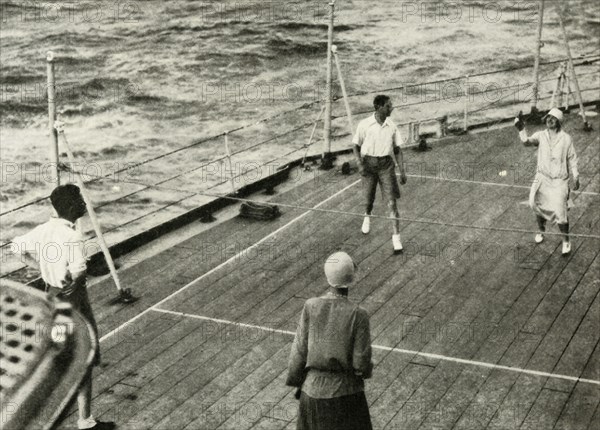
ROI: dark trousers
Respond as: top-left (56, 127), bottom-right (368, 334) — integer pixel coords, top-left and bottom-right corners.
top-left (47, 283), bottom-right (100, 366)
top-left (297, 391), bottom-right (373, 430)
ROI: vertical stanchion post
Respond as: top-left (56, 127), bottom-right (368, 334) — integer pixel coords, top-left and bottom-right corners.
top-left (412, 123), bottom-right (420, 143)
top-left (463, 74), bottom-right (469, 132)
top-left (302, 105), bottom-right (326, 169)
top-left (224, 132), bottom-right (236, 193)
top-left (530, 0), bottom-right (545, 119)
top-left (564, 64), bottom-right (571, 111)
top-left (550, 63), bottom-right (565, 108)
top-left (331, 45), bottom-right (354, 135)
top-left (46, 51), bottom-right (60, 186)
top-left (558, 64), bottom-right (566, 108)
top-left (556, 7), bottom-right (591, 130)
top-left (321, 0), bottom-right (335, 169)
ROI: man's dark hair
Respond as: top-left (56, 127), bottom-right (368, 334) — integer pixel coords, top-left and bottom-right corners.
top-left (50, 184), bottom-right (82, 217)
top-left (373, 95), bottom-right (390, 110)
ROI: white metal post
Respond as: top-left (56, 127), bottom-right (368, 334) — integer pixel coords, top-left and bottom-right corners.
top-left (224, 132), bottom-right (236, 193)
top-left (530, 0), bottom-right (545, 114)
top-left (322, 1), bottom-right (335, 168)
top-left (463, 75), bottom-right (469, 132)
top-left (550, 63), bottom-right (565, 108)
top-left (47, 51), bottom-right (60, 186)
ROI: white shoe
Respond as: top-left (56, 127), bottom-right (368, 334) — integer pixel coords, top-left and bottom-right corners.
top-left (562, 241), bottom-right (571, 255)
top-left (362, 216), bottom-right (370, 234)
top-left (392, 234), bottom-right (403, 254)
top-left (534, 233), bottom-right (544, 244)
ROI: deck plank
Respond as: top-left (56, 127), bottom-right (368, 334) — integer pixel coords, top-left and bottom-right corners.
top-left (50, 117), bottom-right (599, 430)
top-left (449, 216), bottom-right (600, 426)
top-left (215, 371), bottom-right (294, 430)
top-left (553, 340), bottom-right (600, 430)
top-left (151, 340), bottom-right (288, 429)
top-left (182, 348), bottom-right (290, 430)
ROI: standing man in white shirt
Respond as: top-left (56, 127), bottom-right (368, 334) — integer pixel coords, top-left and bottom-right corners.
top-left (352, 95), bottom-right (407, 254)
top-left (514, 108), bottom-right (580, 255)
top-left (11, 184), bottom-right (115, 430)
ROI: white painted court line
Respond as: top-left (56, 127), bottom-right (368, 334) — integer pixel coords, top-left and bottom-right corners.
top-left (99, 179), bottom-right (360, 343)
top-left (153, 307), bottom-right (297, 338)
top-left (152, 307), bottom-right (600, 386)
top-left (406, 174), bottom-right (600, 196)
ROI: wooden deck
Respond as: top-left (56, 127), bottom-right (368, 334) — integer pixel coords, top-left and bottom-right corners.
top-left (55, 116), bottom-right (599, 430)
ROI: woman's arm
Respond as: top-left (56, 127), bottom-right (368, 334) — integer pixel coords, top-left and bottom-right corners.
top-left (353, 309), bottom-right (373, 379)
top-left (286, 304), bottom-right (309, 387)
top-left (514, 114), bottom-right (539, 147)
top-left (567, 138), bottom-right (580, 190)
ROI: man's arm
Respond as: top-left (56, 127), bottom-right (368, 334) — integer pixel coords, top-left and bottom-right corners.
top-left (353, 144), bottom-right (364, 175)
top-left (352, 123), bottom-right (365, 175)
top-left (62, 237), bottom-right (88, 295)
top-left (19, 250), bottom-right (40, 271)
top-left (393, 145), bottom-right (406, 184)
top-left (10, 234), bottom-right (40, 271)
top-left (393, 128), bottom-right (407, 184)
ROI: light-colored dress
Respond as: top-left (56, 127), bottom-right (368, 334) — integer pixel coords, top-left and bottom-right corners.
top-left (524, 129), bottom-right (579, 224)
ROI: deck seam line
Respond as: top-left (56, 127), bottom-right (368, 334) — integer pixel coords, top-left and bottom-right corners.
top-left (150, 307), bottom-right (600, 386)
top-left (98, 179), bottom-right (361, 344)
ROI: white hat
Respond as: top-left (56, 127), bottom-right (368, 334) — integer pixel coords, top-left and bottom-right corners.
top-left (543, 107), bottom-right (564, 123)
top-left (324, 252), bottom-right (355, 287)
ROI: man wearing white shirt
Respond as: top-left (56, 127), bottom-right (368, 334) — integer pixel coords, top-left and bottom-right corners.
top-left (11, 184), bottom-right (114, 430)
top-left (514, 108), bottom-right (580, 255)
top-left (352, 95), bottom-right (407, 253)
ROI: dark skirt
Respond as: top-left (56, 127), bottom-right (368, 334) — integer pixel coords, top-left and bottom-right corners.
top-left (297, 391), bottom-right (372, 430)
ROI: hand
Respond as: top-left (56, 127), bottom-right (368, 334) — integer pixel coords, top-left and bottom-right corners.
top-left (60, 272), bottom-right (77, 296)
top-left (514, 111), bottom-right (525, 131)
top-left (358, 162), bottom-right (365, 176)
top-left (57, 161), bottom-right (72, 173)
top-left (573, 177), bottom-right (580, 191)
top-left (399, 171), bottom-right (407, 185)
top-left (54, 120), bottom-right (65, 133)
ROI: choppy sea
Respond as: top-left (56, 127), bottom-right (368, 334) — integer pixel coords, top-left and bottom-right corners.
top-left (1, 0), bottom-right (599, 246)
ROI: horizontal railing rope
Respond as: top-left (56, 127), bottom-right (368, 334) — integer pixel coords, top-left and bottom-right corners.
top-left (2, 54), bottom-right (599, 220)
top-left (331, 68), bottom-right (599, 124)
top-left (34, 172), bottom-right (600, 240)
top-left (339, 53), bottom-right (600, 100)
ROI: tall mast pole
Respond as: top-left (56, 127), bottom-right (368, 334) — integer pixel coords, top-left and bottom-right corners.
top-left (321, 1), bottom-right (335, 169)
top-left (530, 0), bottom-right (544, 120)
top-left (47, 51), bottom-right (60, 186)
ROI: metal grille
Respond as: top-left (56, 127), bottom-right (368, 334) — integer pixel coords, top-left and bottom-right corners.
top-left (1, 287), bottom-right (54, 394)
top-left (0, 280), bottom-right (73, 429)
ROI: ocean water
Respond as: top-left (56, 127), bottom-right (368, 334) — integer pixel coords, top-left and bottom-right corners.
top-left (1, 0), bottom-right (599, 245)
